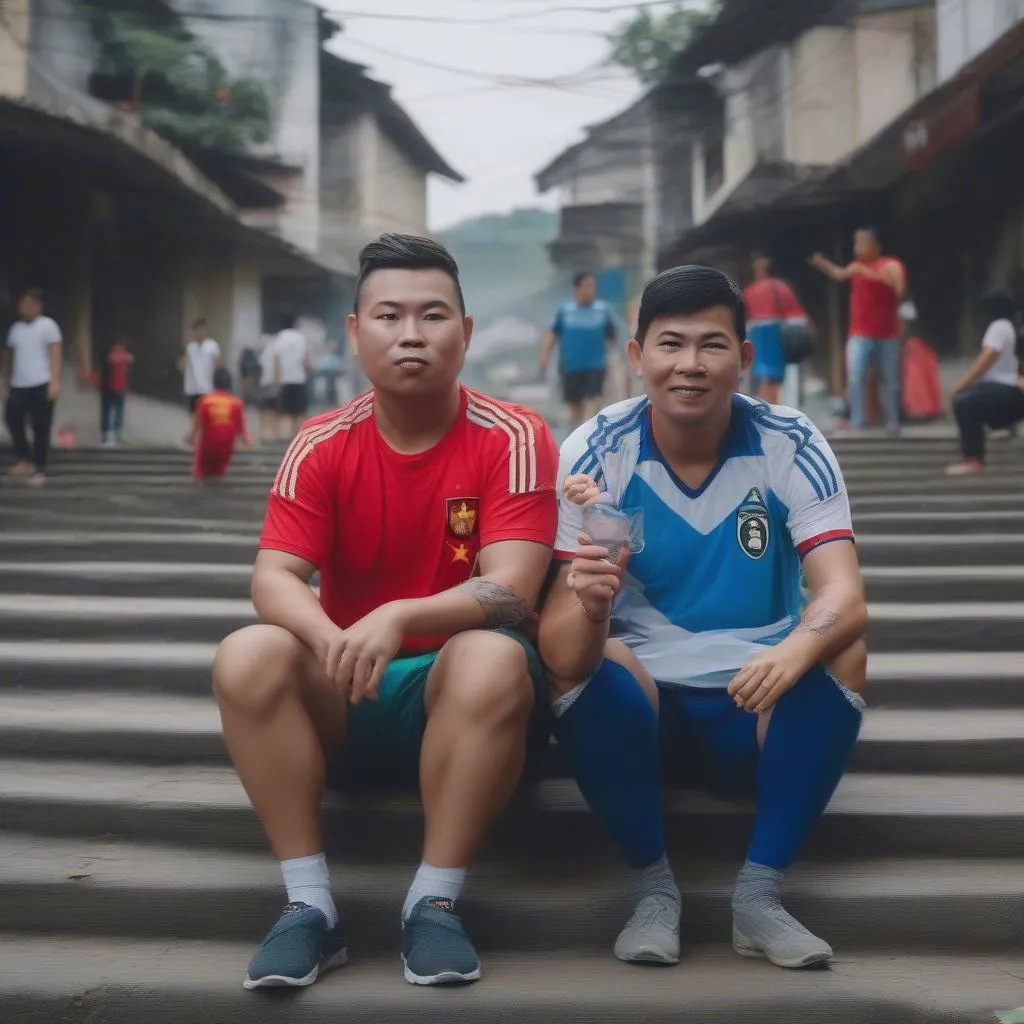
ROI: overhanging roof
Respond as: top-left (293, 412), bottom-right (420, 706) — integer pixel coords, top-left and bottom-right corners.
top-left (0, 95), bottom-right (349, 278)
top-left (321, 52), bottom-right (464, 183)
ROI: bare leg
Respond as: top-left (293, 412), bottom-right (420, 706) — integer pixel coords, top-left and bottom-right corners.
top-left (418, 631), bottom-right (534, 868)
top-left (213, 624), bottom-right (347, 859)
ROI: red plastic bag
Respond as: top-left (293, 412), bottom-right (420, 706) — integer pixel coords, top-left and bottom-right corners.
top-left (902, 336), bottom-right (944, 421)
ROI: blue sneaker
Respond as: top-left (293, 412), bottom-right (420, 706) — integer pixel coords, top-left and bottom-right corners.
top-left (401, 896), bottom-right (481, 985)
top-left (243, 902), bottom-right (347, 990)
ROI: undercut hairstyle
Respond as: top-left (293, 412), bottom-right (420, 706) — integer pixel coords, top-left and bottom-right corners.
top-left (573, 270), bottom-right (596, 289)
top-left (353, 233), bottom-right (465, 314)
top-left (636, 264), bottom-right (746, 345)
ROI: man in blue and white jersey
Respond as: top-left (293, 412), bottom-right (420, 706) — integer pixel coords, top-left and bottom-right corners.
top-left (537, 264), bottom-right (867, 971)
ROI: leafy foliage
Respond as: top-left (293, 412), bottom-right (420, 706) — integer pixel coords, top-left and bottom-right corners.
top-left (89, 8), bottom-right (271, 152)
top-left (606, 1), bottom-right (718, 85)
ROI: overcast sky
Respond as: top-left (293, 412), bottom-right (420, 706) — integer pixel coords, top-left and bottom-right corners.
top-left (323, 0), bottom-right (649, 229)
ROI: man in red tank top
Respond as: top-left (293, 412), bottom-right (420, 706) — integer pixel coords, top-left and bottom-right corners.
top-left (811, 227), bottom-right (906, 433)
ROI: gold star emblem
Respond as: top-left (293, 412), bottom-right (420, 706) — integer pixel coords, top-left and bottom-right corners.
top-left (448, 542), bottom-right (471, 565)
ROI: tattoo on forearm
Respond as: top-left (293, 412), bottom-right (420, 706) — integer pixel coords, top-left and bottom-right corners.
top-left (459, 579), bottom-right (529, 629)
top-left (796, 608), bottom-right (840, 637)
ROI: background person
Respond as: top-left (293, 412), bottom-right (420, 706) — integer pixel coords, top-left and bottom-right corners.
top-left (2, 287), bottom-right (62, 487)
top-left (539, 270), bottom-right (618, 428)
top-left (810, 228), bottom-right (906, 435)
top-left (945, 289), bottom-right (1024, 476)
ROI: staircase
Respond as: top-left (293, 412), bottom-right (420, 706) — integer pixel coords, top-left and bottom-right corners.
top-left (2, 437), bottom-right (1024, 1023)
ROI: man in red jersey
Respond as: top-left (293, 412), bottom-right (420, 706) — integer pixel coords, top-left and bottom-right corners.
top-left (188, 368), bottom-right (251, 480)
top-left (213, 234), bottom-right (558, 991)
top-left (811, 227), bottom-right (907, 435)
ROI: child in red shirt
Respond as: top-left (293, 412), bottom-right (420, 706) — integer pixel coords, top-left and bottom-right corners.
top-left (102, 338), bottom-right (135, 446)
top-left (188, 367), bottom-right (252, 480)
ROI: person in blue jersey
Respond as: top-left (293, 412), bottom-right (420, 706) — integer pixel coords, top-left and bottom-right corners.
top-left (539, 271), bottom-right (618, 428)
top-left (537, 264), bottom-right (868, 971)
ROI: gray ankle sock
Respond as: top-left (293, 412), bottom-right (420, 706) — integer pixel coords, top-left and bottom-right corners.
top-left (732, 860), bottom-right (831, 963)
top-left (632, 853), bottom-right (680, 905)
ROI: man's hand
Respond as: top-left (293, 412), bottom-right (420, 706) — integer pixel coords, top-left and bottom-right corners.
top-left (320, 603), bottom-right (408, 705)
top-left (47, 380), bottom-right (60, 402)
top-left (566, 532), bottom-right (628, 623)
top-left (727, 644), bottom-right (812, 714)
top-left (564, 473), bottom-right (602, 508)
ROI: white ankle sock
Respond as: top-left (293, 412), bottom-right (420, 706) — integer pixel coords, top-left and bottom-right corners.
top-left (402, 862), bottom-right (467, 922)
top-left (281, 853), bottom-right (337, 928)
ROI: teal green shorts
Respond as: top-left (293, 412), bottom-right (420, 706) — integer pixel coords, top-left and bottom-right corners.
top-left (329, 628), bottom-right (550, 789)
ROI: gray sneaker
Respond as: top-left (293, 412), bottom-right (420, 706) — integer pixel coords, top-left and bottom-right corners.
top-left (614, 894), bottom-right (681, 964)
top-left (732, 904), bottom-right (833, 969)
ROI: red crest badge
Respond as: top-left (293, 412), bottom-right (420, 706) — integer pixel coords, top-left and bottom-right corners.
top-left (446, 497), bottom-right (479, 538)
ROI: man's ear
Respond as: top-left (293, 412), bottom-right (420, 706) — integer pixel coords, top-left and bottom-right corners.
top-left (740, 338), bottom-right (754, 373)
top-left (626, 337), bottom-right (643, 376)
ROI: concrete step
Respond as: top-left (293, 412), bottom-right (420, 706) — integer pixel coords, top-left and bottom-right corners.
top-left (1, 938), bottom-right (1022, 1024)
top-left (1, 832), bottom-right (1021, 954)
top-left (3, 643), bottom-right (1019, 707)
top-left (861, 566), bottom-right (1024, 603)
top-left (2, 691), bottom-right (1023, 775)
top-left (2, 759), bottom-right (1023, 860)
top-left (2, 595), bottom-right (1019, 651)
top-left (853, 509), bottom-right (1024, 534)
top-left (0, 562), bottom-right (252, 598)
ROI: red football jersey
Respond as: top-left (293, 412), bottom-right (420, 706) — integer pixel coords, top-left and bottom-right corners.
top-left (259, 386), bottom-right (558, 655)
top-left (197, 391), bottom-right (246, 448)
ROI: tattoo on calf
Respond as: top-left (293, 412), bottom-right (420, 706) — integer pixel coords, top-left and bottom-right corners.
top-left (459, 579), bottom-right (529, 629)
top-left (796, 609), bottom-right (840, 637)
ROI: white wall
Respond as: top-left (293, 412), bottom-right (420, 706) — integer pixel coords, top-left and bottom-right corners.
top-left (366, 128), bottom-right (428, 236)
top-left (25, 0), bottom-right (101, 105)
top-left (938, 0), bottom-right (1024, 80)
top-left (0, 0), bottom-right (30, 99)
top-left (787, 26), bottom-right (858, 167)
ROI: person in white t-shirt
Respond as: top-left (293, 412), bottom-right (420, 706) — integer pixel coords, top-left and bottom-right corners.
top-left (255, 333), bottom-right (280, 444)
top-left (272, 313), bottom-right (311, 438)
top-left (946, 289), bottom-right (1024, 476)
top-left (180, 318), bottom-right (221, 412)
top-left (2, 287), bottom-right (62, 487)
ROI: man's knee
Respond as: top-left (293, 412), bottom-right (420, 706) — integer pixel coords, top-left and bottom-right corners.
top-left (428, 631), bottom-right (534, 725)
top-left (213, 624), bottom-right (307, 714)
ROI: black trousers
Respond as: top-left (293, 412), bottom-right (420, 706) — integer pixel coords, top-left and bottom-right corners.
top-left (5, 383), bottom-right (55, 471)
top-left (953, 381), bottom-right (1024, 461)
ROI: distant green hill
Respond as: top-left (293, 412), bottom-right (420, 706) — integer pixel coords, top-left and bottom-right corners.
top-left (438, 207), bottom-right (558, 326)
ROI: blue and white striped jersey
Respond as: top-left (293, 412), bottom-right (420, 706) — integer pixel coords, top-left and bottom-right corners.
top-left (555, 394), bottom-right (854, 688)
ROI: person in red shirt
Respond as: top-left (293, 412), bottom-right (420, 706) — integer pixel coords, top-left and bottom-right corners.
top-left (188, 367), bottom-right (251, 480)
top-left (811, 228), bottom-right (907, 434)
top-left (742, 253), bottom-right (810, 404)
top-left (101, 336), bottom-right (135, 446)
top-left (212, 234), bottom-right (558, 991)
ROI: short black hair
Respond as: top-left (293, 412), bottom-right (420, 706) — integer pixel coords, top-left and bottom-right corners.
top-left (353, 233), bottom-right (465, 314)
top-left (20, 287), bottom-right (44, 304)
top-left (276, 309), bottom-right (296, 332)
top-left (983, 288), bottom-right (1017, 323)
top-left (213, 367), bottom-right (232, 392)
top-left (573, 270), bottom-right (596, 289)
top-left (636, 265), bottom-right (746, 345)
top-left (191, 317), bottom-right (208, 330)
top-left (856, 226), bottom-right (882, 245)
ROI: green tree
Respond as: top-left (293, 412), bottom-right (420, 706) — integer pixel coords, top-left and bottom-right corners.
top-left (606, 1), bottom-right (717, 85)
top-left (89, 8), bottom-right (271, 153)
